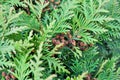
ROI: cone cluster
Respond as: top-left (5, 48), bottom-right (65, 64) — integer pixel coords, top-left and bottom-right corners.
top-left (52, 32), bottom-right (94, 51)
top-left (85, 74), bottom-right (97, 80)
top-left (1, 69), bottom-right (16, 80)
top-left (43, 0), bottom-right (61, 12)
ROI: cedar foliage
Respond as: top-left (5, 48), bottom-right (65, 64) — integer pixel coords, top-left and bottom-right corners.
top-left (0, 0), bottom-right (120, 80)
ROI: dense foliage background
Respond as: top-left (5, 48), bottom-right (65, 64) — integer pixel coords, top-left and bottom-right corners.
top-left (0, 0), bottom-right (120, 80)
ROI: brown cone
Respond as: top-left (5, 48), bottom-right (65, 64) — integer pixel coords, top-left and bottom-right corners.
top-left (2, 72), bottom-right (6, 77)
top-left (10, 74), bottom-right (16, 80)
top-left (5, 75), bottom-right (10, 80)
top-left (50, 0), bottom-right (54, 2)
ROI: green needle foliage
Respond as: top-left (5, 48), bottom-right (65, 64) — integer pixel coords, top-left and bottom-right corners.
top-left (0, 0), bottom-right (120, 80)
